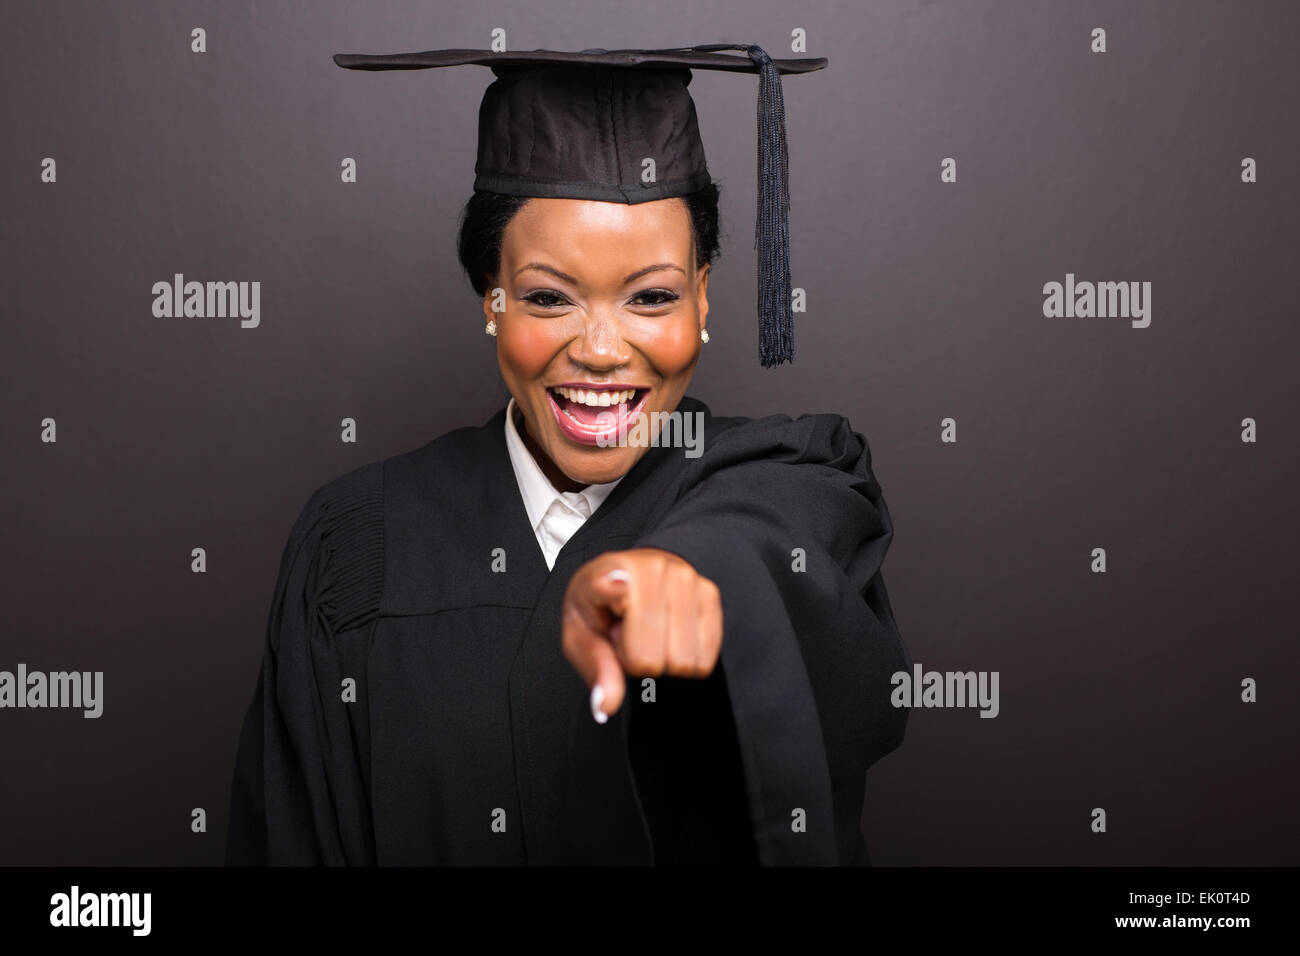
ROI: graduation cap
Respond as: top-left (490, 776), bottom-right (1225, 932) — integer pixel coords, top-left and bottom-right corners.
top-left (332, 43), bottom-right (828, 367)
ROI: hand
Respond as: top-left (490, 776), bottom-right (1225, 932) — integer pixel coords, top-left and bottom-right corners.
top-left (562, 548), bottom-right (723, 723)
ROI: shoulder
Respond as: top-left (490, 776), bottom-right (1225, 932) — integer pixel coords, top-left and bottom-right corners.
top-left (381, 411), bottom-right (505, 491)
top-left (287, 458), bottom-right (385, 557)
top-left (274, 459), bottom-right (386, 635)
top-left (292, 408), bottom-right (505, 534)
top-left (276, 411), bottom-right (507, 629)
top-left (679, 395), bottom-right (870, 472)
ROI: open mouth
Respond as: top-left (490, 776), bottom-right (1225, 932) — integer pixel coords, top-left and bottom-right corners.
top-left (546, 385), bottom-right (650, 446)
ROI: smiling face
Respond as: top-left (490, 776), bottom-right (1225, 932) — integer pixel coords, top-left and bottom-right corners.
top-left (485, 197), bottom-right (709, 490)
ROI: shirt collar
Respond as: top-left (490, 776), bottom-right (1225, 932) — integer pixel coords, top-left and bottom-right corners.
top-left (503, 397), bottom-right (623, 532)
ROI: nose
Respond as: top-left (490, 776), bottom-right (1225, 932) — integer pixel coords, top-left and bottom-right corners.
top-left (567, 310), bottom-right (631, 371)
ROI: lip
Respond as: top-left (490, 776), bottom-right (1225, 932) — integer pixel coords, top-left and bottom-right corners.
top-left (546, 386), bottom-right (651, 446)
top-left (550, 382), bottom-right (650, 391)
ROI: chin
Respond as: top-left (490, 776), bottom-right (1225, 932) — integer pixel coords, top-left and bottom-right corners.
top-left (556, 446), bottom-right (640, 486)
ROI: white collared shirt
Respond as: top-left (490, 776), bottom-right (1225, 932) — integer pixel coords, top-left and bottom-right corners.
top-left (503, 397), bottom-right (623, 570)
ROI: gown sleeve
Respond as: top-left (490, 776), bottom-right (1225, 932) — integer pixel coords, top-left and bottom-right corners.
top-left (631, 411), bottom-right (911, 865)
top-left (225, 465), bottom-right (385, 865)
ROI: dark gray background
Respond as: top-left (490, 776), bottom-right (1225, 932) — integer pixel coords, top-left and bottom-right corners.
top-left (2, 0), bottom-right (1296, 865)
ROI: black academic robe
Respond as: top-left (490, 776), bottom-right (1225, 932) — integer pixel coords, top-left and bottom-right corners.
top-left (225, 395), bottom-right (910, 866)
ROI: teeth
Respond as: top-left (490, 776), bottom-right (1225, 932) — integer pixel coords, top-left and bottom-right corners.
top-left (553, 386), bottom-right (637, 407)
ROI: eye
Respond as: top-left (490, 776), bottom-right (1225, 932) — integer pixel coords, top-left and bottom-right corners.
top-left (521, 290), bottom-right (570, 309)
top-left (630, 288), bottom-right (681, 308)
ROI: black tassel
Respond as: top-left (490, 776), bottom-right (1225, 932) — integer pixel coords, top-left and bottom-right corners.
top-left (746, 44), bottom-right (794, 367)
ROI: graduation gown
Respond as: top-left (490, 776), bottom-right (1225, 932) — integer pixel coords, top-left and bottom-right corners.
top-left (225, 395), bottom-right (910, 865)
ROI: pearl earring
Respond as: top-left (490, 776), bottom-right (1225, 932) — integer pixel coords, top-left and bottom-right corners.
top-left (485, 319), bottom-right (497, 336)
top-left (700, 327), bottom-right (710, 343)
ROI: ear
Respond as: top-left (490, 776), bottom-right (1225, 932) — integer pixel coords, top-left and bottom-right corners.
top-left (695, 262), bottom-right (710, 332)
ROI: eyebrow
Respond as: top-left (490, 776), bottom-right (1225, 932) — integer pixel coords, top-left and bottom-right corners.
top-left (513, 262), bottom-right (685, 286)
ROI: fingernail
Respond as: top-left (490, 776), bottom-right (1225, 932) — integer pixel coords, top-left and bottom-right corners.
top-left (605, 569), bottom-right (631, 584)
top-left (590, 684), bottom-right (608, 724)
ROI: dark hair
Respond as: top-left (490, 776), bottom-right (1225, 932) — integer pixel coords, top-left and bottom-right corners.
top-left (456, 183), bottom-right (722, 297)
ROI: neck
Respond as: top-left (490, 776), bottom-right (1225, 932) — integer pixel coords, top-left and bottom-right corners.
top-left (514, 403), bottom-right (588, 494)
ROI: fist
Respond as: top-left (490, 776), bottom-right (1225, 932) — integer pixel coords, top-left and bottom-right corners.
top-left (561, 548), bottom-right (723, 722)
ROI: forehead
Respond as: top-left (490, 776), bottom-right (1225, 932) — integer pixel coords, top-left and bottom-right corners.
top-left (502, 197), bottom-right (691, 263)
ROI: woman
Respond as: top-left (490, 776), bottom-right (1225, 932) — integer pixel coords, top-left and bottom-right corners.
top-left (226, 43), bottom-right (910, 866)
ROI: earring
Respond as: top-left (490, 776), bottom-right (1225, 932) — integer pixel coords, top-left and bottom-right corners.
top-left (700, 327), bottom-right (710, 343)
top-left (485, 319), bottom-right (497, 337)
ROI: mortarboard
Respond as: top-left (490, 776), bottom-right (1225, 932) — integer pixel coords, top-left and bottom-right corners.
top-left (332, 43), bottom-right (828, 367)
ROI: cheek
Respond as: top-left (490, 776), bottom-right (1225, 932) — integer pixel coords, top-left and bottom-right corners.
top-left (499, 319), bottom-right (565, 380)
top-left (638, 319), bottom-right (700, 375)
